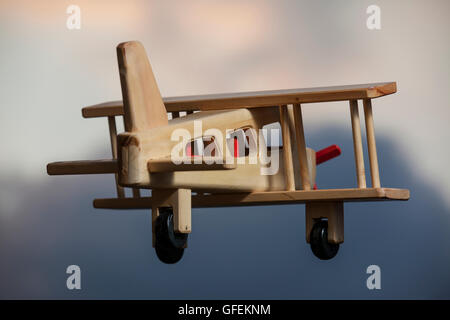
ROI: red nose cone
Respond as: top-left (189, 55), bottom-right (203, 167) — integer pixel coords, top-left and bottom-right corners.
top-left (316, 144), bottom-right (341, 165)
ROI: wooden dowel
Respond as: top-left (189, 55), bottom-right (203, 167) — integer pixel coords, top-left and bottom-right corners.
top-left (279, 105), bottom-right (295, 191)
top-left (293, 104), bottom-right (311, 190)
top-left (349, 100), bottom-right (367, 188)
top-left (108, 116), bottom-right (125, 198)
top-left (121, 115), bottom-right (137, 197)
top-left (363, 99), bottom-right (381, 188)
top-left (286, 105), bottom-right (301, 189)
top-left (132, 188), bottom-right (141, 198)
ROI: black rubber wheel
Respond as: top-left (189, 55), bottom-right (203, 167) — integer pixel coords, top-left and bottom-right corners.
top-left (154, 207), bottom-right (188, 264)
top-left (310, 220), bottom-right (339, 260)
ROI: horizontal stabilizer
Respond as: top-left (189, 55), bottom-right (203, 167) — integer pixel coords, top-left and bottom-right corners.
top-left (47, 159), bottom-right (117, 175)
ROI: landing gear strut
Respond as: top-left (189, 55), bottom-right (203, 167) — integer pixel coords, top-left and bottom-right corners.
top-left (154, 207), bottom-right (188, 264)
top-left (306, 201), bottom-right (344, 260)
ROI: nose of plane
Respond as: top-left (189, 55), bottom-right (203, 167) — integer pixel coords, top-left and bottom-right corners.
top-left (316, 144), bottom-right (342, 165)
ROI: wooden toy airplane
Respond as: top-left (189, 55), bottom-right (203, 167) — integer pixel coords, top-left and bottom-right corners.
top-left (47, 41), bottom-right (409, 263)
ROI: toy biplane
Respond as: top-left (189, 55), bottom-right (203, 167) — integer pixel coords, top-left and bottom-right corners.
top-left (47, 41), bottom-right (409, 263)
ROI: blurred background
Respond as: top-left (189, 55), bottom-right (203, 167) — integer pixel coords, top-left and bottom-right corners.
top-left (0, 0), bottom-right (449, 299)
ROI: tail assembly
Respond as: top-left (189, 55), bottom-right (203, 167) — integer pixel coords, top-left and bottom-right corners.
top-left (117, 41), bottom-right (168, 132)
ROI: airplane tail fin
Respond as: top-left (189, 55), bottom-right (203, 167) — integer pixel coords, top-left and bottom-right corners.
top-left (117, 41), bottom-right (168, 132)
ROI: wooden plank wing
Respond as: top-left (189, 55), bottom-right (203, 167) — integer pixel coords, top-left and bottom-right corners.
top-left (46, 157), bottom-right (235, 175)
top-left (93, 187), bottom-right (409, 209)
top-left (82, 82), bottom-right (397, 118)
top-left (148, 157), bottom-right (236, 172)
